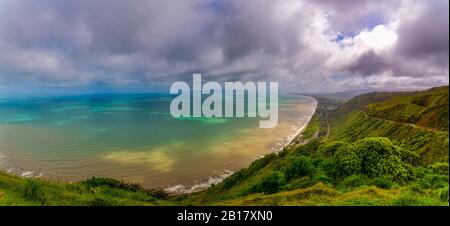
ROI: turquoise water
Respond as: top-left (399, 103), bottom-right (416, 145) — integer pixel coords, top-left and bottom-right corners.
top-left (0, 94), bottom-right (316, 190)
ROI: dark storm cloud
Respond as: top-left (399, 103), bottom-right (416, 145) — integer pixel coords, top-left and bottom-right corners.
top-left (347, 50), bottom-right (389, 76)
top-left (213, 1), bottom-right (304, 62)
top-left (0, 0), bottom-right (448, 93)
top-left (395, 0), bottom-right (449, 68)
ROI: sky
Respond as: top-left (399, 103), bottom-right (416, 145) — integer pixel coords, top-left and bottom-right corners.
top-left (0, 0), bottom-right (448, 95)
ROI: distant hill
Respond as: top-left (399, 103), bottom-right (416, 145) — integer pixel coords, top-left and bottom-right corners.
top-left (329, 86), bottom-right (449, 164)
top-left (334, 86), bottom-right (448, 129)
top-left (298, 88), bottom-right (412, 100)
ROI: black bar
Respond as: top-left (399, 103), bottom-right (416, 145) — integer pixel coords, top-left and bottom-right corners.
top-left (0, 206), bottom-right (448, 225)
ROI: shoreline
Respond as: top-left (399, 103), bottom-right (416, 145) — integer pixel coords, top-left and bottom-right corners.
top-left (283, 96), bottom-right (318, 149)
top-left (0, 96), bottom-right (319, 195)
top-left (165, 96), bottom-right (318, 194)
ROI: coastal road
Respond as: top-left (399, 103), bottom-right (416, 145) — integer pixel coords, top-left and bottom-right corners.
top-left (361, 111), bottom-right (446, 134)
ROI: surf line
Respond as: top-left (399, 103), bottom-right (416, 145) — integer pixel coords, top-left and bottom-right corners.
top-left (169, 74), bottom-right (279, 128)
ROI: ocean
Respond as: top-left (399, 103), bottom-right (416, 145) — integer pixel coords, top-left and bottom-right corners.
top-left (0, 93), bottom-right (316, 192)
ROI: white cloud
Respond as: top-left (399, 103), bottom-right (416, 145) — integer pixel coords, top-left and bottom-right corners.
top-left (354, 24), bottom-right (398, 52)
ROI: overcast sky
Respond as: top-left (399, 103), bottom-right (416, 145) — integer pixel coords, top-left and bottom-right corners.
top-left (0, 0), bottom-right (448, 94)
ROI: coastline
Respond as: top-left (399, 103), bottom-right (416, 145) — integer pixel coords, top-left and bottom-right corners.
top-left (165, 96), bottom-right (318, 194)
top-left (0, 96), bottom-right (319, 195)
top-left (283, 96), bottom-right (318, 149)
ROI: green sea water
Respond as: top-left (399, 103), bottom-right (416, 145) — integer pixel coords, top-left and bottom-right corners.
top-left (0, 94), bottom-right (316, 191)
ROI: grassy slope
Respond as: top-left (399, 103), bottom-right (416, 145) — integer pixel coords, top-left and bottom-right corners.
top-left (182, 86), bottom-right (449, 206)
top-left (0, 172), bottom-right (173, 206)
top-left (0, 86), bottom-right (448, 206)
top-left (181, 140), bottom-right (448, 206)
top-left (329, 86), bottom-right (449, 164)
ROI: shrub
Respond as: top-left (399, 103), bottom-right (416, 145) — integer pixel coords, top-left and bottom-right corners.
top-left (84, 177), bottom-right (121, 188)
top-left (143, 188), bottom-right (169, 199)
top-left (354, 137), bottom-right (413, 182)
top-left (295, 140), bottom-right (320, 156)
top-left (221, 170), bottom-right (246, 190)
top-left (334, 144), bottom-right (361, 177)
top-left (318, 141), bottom-right (347, 157)
top-left (372, 176), bottom-right (394, 189)
top-left (396, 146), bottom-right (419, 164)
top-left (428, 162), bottom-right (449, 175)
top-left (316, 158), bottom-right (338, 179)
top-left (251, 172), bottom-right (286, 194)
top-left (312, 173), bottom-right (333, 185)
top-left (84, 177), bottom-right (144, 191)
top-left (285, 176), bottom-right (314, 190)
top-left (284, 156), bottom-right (314, 181)
top-left (416, 173), bottom-right (448, 189)
top-left (339, 175), bottom-right (366, 189)
top-left (248, 153), bottom-right (277, 174)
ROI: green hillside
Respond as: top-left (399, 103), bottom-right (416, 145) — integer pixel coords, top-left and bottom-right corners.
top-left (182, 86), bottom-right (449, 205)
top-left (0, 172), bottom-right (174, 206)
top-left (1, 86), bottom-right (448, 206)
top-left (329, 86), bottom-right (449, 164)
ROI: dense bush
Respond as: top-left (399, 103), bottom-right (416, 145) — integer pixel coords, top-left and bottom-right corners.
top-left (294, 140), bottom-right (320, 156)
top-left (84, 177), bottom-right (143, 191)
top-left (428, 162), bottom-right (449, 175)
top-left (317, 141), bottom-right (347, 157)
top-left (339, 174), bottom-right (367, 189)
top-left (334, 144), bottom-right (362, 177)
top-left (221, 170), bottom-right (246, 190)
top-left (144, 188), bottom-right (169, 199)
top-left (283, 156), bottom-right (315, 181)
top-left (275, 137), bottom-right (418, 192)
top-left (415, 173), bottom-right (448, 190)
top-left (372, 176), bottom-right (394, 189)
top-left (355, 138), bottom-right (414, 182)
top-left (311, 172), bottom-right (333, 185)
top-left (315, 137), bottom-right (415, 184)
top-left (316, 157), bottom-right (338, 179)
top-left (84, 177), bottom-right (122, 188)
top-left (251, 172), bottom-right (286, 194)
